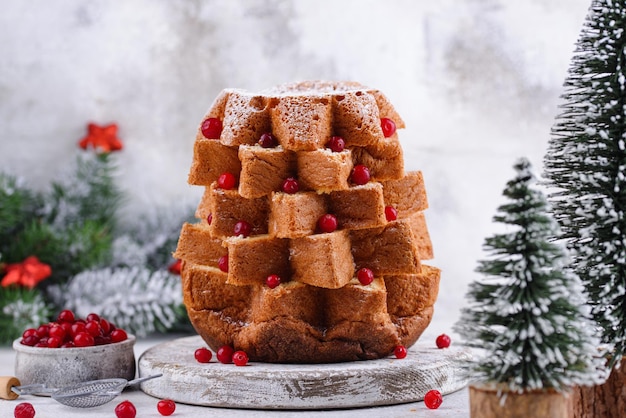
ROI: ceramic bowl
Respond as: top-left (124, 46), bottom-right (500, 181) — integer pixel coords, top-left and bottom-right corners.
top-left (13, 334), bottom-right (136, 388)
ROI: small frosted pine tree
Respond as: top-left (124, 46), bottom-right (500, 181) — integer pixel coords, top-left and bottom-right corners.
top-left (544, 0), bottom-right (626, 369)
top-left (455, 158), bottom-right (605, 393)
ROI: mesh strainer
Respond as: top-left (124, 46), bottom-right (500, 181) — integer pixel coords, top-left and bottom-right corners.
top-left (10, 374), bottom-right (161, 408)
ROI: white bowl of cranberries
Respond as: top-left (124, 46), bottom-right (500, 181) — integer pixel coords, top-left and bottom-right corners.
top-left (13, 309), bottom-right (136, 388)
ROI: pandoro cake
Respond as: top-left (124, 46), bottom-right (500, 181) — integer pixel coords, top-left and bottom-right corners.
top-left (174, 80), bottom-right (439, 363)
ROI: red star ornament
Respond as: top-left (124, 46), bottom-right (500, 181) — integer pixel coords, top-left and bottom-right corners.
top-left (78, 123), bottom-right (123, 152)
top-left (1, 256), bottom-right (52, 289)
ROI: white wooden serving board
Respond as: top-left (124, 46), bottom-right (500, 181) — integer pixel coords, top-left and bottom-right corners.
top-left (138, 335), bottom-right (470, 410)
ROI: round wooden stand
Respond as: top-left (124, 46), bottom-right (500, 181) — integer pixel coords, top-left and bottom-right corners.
top-left (138, 335), bottom-right (470, 409)
top-left (469, 383), bottom-right (573, 418)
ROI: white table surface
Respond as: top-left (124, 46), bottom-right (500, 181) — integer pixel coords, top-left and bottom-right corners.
top-left (0, 334), bottom-right (470, 417)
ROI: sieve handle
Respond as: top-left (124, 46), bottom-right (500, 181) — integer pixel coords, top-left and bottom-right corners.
top-left (126, 373), bottom-right (162, 387)
top-left (0, 376), bottom-right (21, 400)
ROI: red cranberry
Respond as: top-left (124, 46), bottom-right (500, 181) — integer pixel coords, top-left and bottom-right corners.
top-left (20, 335), bottom-right (39, 346)
top-left (385, 206), bottom-right (398, 221)
top-left (357, 268), bottom-right (374, 285)
top-left (232, 350), bottom-right (249, 366)
top-left (48, 325), bottom-right (66, 341)
top-left (258, 132), bottom-right (278, 148)
top-left (36, 324), bottom-right (49, 338)
top-left (327, 136), bottom-right (345, 152)
top-left (14, 402), bottom-right (35, 418)
top-left (115, 400), bottom-right (137, 418)
top-left (194, 347), bottom-right (212, 363)
top-left (100, 318), bottom-right (112, 335)
top-left (167, 259), bottom-right (182, 275)
top-left (282, 177), bottom-right (299, 194)
top-left (217, 172), bottom-right (237, 190)
top-left (73, 331), bottom-right (95, 347)
top-left (266, 274), bottom-right (281, 289)
top-left (233, 220), bottom-right (252, 237)
top-left (111, 329), bottom-right (128, 343)
top-left (57, 309), bottom-right (75, 323)
top-left (317, 214), bottom-right (338, 233)
top-left (86, 313), bottom-right (100, 322)
top-left (424, 389), bottom-right (443, 409)
top-left (351, 165), bottom-right (370, 185)
top-left (70, 322), bottom-right (86, 338)
top-left (436, 334), bottom-right (451, 349)
top-left (380, 118), bottom-right (396, 138)
top-left (47, 336), bottom-right (62, 348)
top-left (157, 399), bottom-right (176, 416)
top-left (394, 345), bottom-right (408, 359)
top-left (207, 213), bottom-right (213, 225)
top-left (201, 117), bottom-right (223, 139)
top-left (217, 345), bottom-right (235, 364)
top-left (85, 320), bottom-right (103, 337)
top-left (218, 255), bottom-right (229, 273)
top-left (22, 328), bottom-right (38, 339)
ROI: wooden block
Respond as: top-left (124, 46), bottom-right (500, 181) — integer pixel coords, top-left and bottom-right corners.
top-left (469, 384), bottom-right (573, 418)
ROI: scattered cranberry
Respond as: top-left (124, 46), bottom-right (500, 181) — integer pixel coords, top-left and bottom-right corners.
top-left (233, 220), bottom-right (252, 237)
top-left (282, 177), bottom-right (299, 194)
top-left (14, 402), bottom-right (35, 418)
top-left (380, 118), bottom-right (396, 138)
top-left (201, 117), bottom-right (222, 139)
top-left (351, 165), bottom-right (370, 185)
top-left (157, 399), bottom-right (176, 416)
top-left (217, 345), bottom-right (235, 364)
top-left (232, 350), bottom-right (249, 366)
top-left (357, 268), bottom-right (374, 285)
top-left (384, 206), bottom-right (398, 221)
top-left (327, 136), bottom-right (345, 152)
top-left (258, 132), bottom-right (278, 148)
top-left (317, 214), bottom-right (338, 233)
top-left (207, 213), bottom-right (213, 225)
top-left (168, 259), bottom-right (182, 275)
top-left (218, 255), bottom-right (229, 273)
top-left (111, 329), bottom-right (128, 344)
top-left (394, 345), bottom-right (408, 359)
top-left (424, 389), bottom-right (443, 409)
top-left (194, 347), bottom-right (213, 363)
top-left (266, 274), bottom-right (281, 289)
top-left (115, 400), bottom-right (137, 418)
top-left (57, 309), bottom-right (75, 323)
top-left (217, 172), bottom-right (237, 190)
top-left (436, 334), bottom-right (451, 349)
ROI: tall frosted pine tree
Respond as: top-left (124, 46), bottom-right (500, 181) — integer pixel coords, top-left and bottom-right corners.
top-left (455, 158), bottom-right (605, 393)
top-left (544, 0), bottom-right (626, 368)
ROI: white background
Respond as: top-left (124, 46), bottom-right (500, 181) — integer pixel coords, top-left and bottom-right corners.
top-left (0, 0), bottom-right (592, 333)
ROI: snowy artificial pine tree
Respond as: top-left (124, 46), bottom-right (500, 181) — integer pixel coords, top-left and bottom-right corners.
top-left (455, 158), bottom-right (605, 393)
top-left (544, 0), bottom-right (626, 368)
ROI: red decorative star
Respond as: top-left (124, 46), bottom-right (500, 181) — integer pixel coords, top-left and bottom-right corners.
top-left (168, 259), bottom-right (182, 275)
top-left (78, 123), bottom-right (123, 153)
top-left (1, 256), bottom-right (52, 289)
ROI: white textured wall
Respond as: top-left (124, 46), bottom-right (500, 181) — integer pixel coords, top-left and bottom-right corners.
top-left (0, 0), bottom-right (590, 331)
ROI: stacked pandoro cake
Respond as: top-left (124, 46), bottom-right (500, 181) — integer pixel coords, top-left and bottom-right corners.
top-left (174, 81), bottom-right (440, 363)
